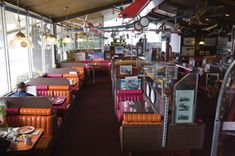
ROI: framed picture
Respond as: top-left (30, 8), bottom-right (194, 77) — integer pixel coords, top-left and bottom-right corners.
top-left (104, 51), bottom-right (112, 60)
top-left (120, 65), bottom-right (132, 75)
top-left (155, 65), bottom-right (167, 79)
top-left (166, 66), bottom-right (178, 80)
top-left (175, 90), bottom-right (195, 124)
top-left (181, 46), bottom-right (195, 56)
top-left (126, 76), bottom-right (141, 90)
top-left (183, 37), bottom-right (195, 45)
top-left (120, 78), bottom-right (141, 90)
top-left (207, 73), bottom-right (219, 86)
top-left (115, 46), bottom-right (124, 54)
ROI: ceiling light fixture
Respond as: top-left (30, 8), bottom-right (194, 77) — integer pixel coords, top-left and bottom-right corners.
top-left (199, 40), bottom-right (205, 45)
top-left (44, 0), bottom-right (57, 45)
top-left (63, 6), bottom-right (72, 43)
top-left (225, 13), bottom-right (230, 17)
top-left (9, 0), bottom-right (34, 48)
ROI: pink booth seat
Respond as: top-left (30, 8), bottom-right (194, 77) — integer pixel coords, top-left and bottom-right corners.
top-left (116, 89), bottom-right (143, 121)
top-left (35, 85), bottom-right (70, 118)
top-left (46, 74), bottom-right (63, 78)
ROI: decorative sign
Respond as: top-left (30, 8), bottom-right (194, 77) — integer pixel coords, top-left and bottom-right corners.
top-left (175, 90), bottom-right (195, 123)
top-left (183, 37), bottom-right (195, 45)
top-left (181, 46), bottom-right (195, 56)
top-left (120, 65), bottom-right (133, 75)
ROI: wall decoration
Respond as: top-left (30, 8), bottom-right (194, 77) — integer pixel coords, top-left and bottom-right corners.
top-left (88, 52), bottom-right (104, 60)
top-left (125, 76), bottom-right (141, 90)
top-left (155, 65), bottom-right (167, 79)
top-left (120, 78), bottom-right (141, 90)
top-left (181, 46), bottom-right (195, 56)
top-left (175, 90), bottom-right (195, 123)
top-left (115, 46), bottom-right (124, 54)
top-left (166, 66), bottom-right (178, 80)
top-left (183, 37), bottom-right (195, 45)
top-left (120, 65), bottom-right (133, 75)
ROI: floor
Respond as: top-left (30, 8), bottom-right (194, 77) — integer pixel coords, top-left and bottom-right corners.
top-left (50, 71), bottom-right (219, 156)
top-left (50, 71), bottom-right (128, 156)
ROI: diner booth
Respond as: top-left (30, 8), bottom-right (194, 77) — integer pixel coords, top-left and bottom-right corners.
top-left (1, 0), bottom-right (235, 156)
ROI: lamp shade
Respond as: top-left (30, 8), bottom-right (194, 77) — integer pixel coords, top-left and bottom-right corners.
top-left (45, 34), bottom-right (57, 45)
top-left (9, 31), bottom-right (34, 48)
top-left (63, 35), bottom-right (72, 43)
top-left (199, 40), bottom-right (205, 45)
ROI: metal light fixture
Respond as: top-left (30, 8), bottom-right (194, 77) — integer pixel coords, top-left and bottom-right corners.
top-left (199, 40), bottom-right (205, 45)
top-left (63, 7), bottom-right (72, 43)
top-left (9, 0), bottom-right (34, 48)
top-left (44, 0), bottom-right (57, 45)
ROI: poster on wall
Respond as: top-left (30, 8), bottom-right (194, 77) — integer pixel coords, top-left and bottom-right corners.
top-left (175, 90), bottom-right (195, 124)
top-left (181, 46), bottom-right (195, 56)
top-left (120, 65), bottom-right (133, 75)
top-left (120, 77), bottom-right (141, 90)
top-left (183, 37), bottom-right (195, 45)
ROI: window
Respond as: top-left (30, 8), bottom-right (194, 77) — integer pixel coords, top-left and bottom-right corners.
top-left (0, 9), bottom-right (9, 95)
top-left (42, 21), bottom-right (55, 72)
top-left (28, 16), bottom-right (43, 77)
top-left (5, 10), bottom-right (30, 89)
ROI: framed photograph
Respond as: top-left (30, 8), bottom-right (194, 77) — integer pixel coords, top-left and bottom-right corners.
top-left (104, 51), bottom-right (112, 60)
top-left (120, 78), bottom-right (141, 90)
top-left (120, 65), bottom-right (132, 75)
top-left (166, 66), bottom-right (178, 80)
top-left (175, 90), bottom-right (195, 124)
top-left (115, 46), bottom-right (124, 54)
top-left (181, 46), bottom-right (195, 56)
top-left (207, 73), bottom-right (219, 86)
top-left (155, 65), bottom-right (167, 79)
top-left (183, 37), bottom-right (195, 45)
top-left (125, 76), bottom-right (141, 90)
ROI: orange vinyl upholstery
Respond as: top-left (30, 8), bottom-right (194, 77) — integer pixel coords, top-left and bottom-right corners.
top-left (20, 108), bottom-right (53, 116)
top-left (7, 109), bottom-right (53, 136)
top-left (48, 85), bottom-right (69, 91)
top-left (72, 67), bottom-right (85, 79)
top-left (123, 113), bottom-right (161, 125)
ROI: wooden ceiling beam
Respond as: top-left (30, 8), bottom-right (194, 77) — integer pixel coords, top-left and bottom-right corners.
top-left (53, 0), bottom-right (132, 22)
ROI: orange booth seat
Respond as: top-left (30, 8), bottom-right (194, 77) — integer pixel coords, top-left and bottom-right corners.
top-left (72, 66), bottom-right (85, 80)
top-left (36, 85), bottom-right (71, 117)
top-left (123, 113), bottom-right (161, 125)
top-left (7, 108), bottom-right (57, 151)
top-left (62, 74), bottom-right (80, 91)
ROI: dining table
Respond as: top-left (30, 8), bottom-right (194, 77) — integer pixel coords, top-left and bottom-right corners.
top-left (0, 127), bottom-right (45, 152)
top-left (13, 128), bottom-right (44, 151)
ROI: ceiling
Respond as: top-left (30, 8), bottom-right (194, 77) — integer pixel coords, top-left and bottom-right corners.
top-left (4, 0), bottom-right (132, 22)
top-left (155, 0), bottom-right (235, 27)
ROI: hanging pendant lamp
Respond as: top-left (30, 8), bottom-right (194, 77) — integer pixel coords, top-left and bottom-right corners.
top-left (9, 0), bottom-right (34, 48)
top-left (44, 0), bottom-right (57, 45)
top-left (63, 7), bottom-right (72, 43)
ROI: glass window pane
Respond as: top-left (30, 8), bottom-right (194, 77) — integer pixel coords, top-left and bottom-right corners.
top-left (0, 9), bottom-right (9, 95)
top-left (42, 21), bottom-right (55, 72)
top-left (6, 11), bottom-right (30, 89)
top-left (29, 16), bottom-right (43, 77)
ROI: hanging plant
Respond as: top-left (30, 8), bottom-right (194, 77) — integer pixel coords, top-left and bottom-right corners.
top-left (58, 38), bottom-right (66, 48)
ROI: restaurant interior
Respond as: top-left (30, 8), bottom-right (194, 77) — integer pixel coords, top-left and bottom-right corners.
top-left (0, 0), bottom-right (235, 156)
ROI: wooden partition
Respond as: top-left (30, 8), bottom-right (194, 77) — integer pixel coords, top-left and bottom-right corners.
top-left (47, 68), bottom-right (78, 74)
top-left (59, 62), bottom-right (85, 68)
top-left (29, 78), bottom-right (70, 86)
top-left (0, 97), bottom-right (52, 108)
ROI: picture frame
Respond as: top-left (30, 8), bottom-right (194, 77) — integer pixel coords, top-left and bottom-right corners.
top-left (175, 90), bottom-right (195, 124)
top-left (120, 65), bottom-right (133, 75)
top-left (183, 37), bottom-right (195, 45)
top-left (115, 46), bottom-right (124, 54)
top-left (207, 73), bottom-right (220, 87)
top-left (181, 46), bottom-right (195, 56)
top-left (120, 78), bottom-right (141, 90)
